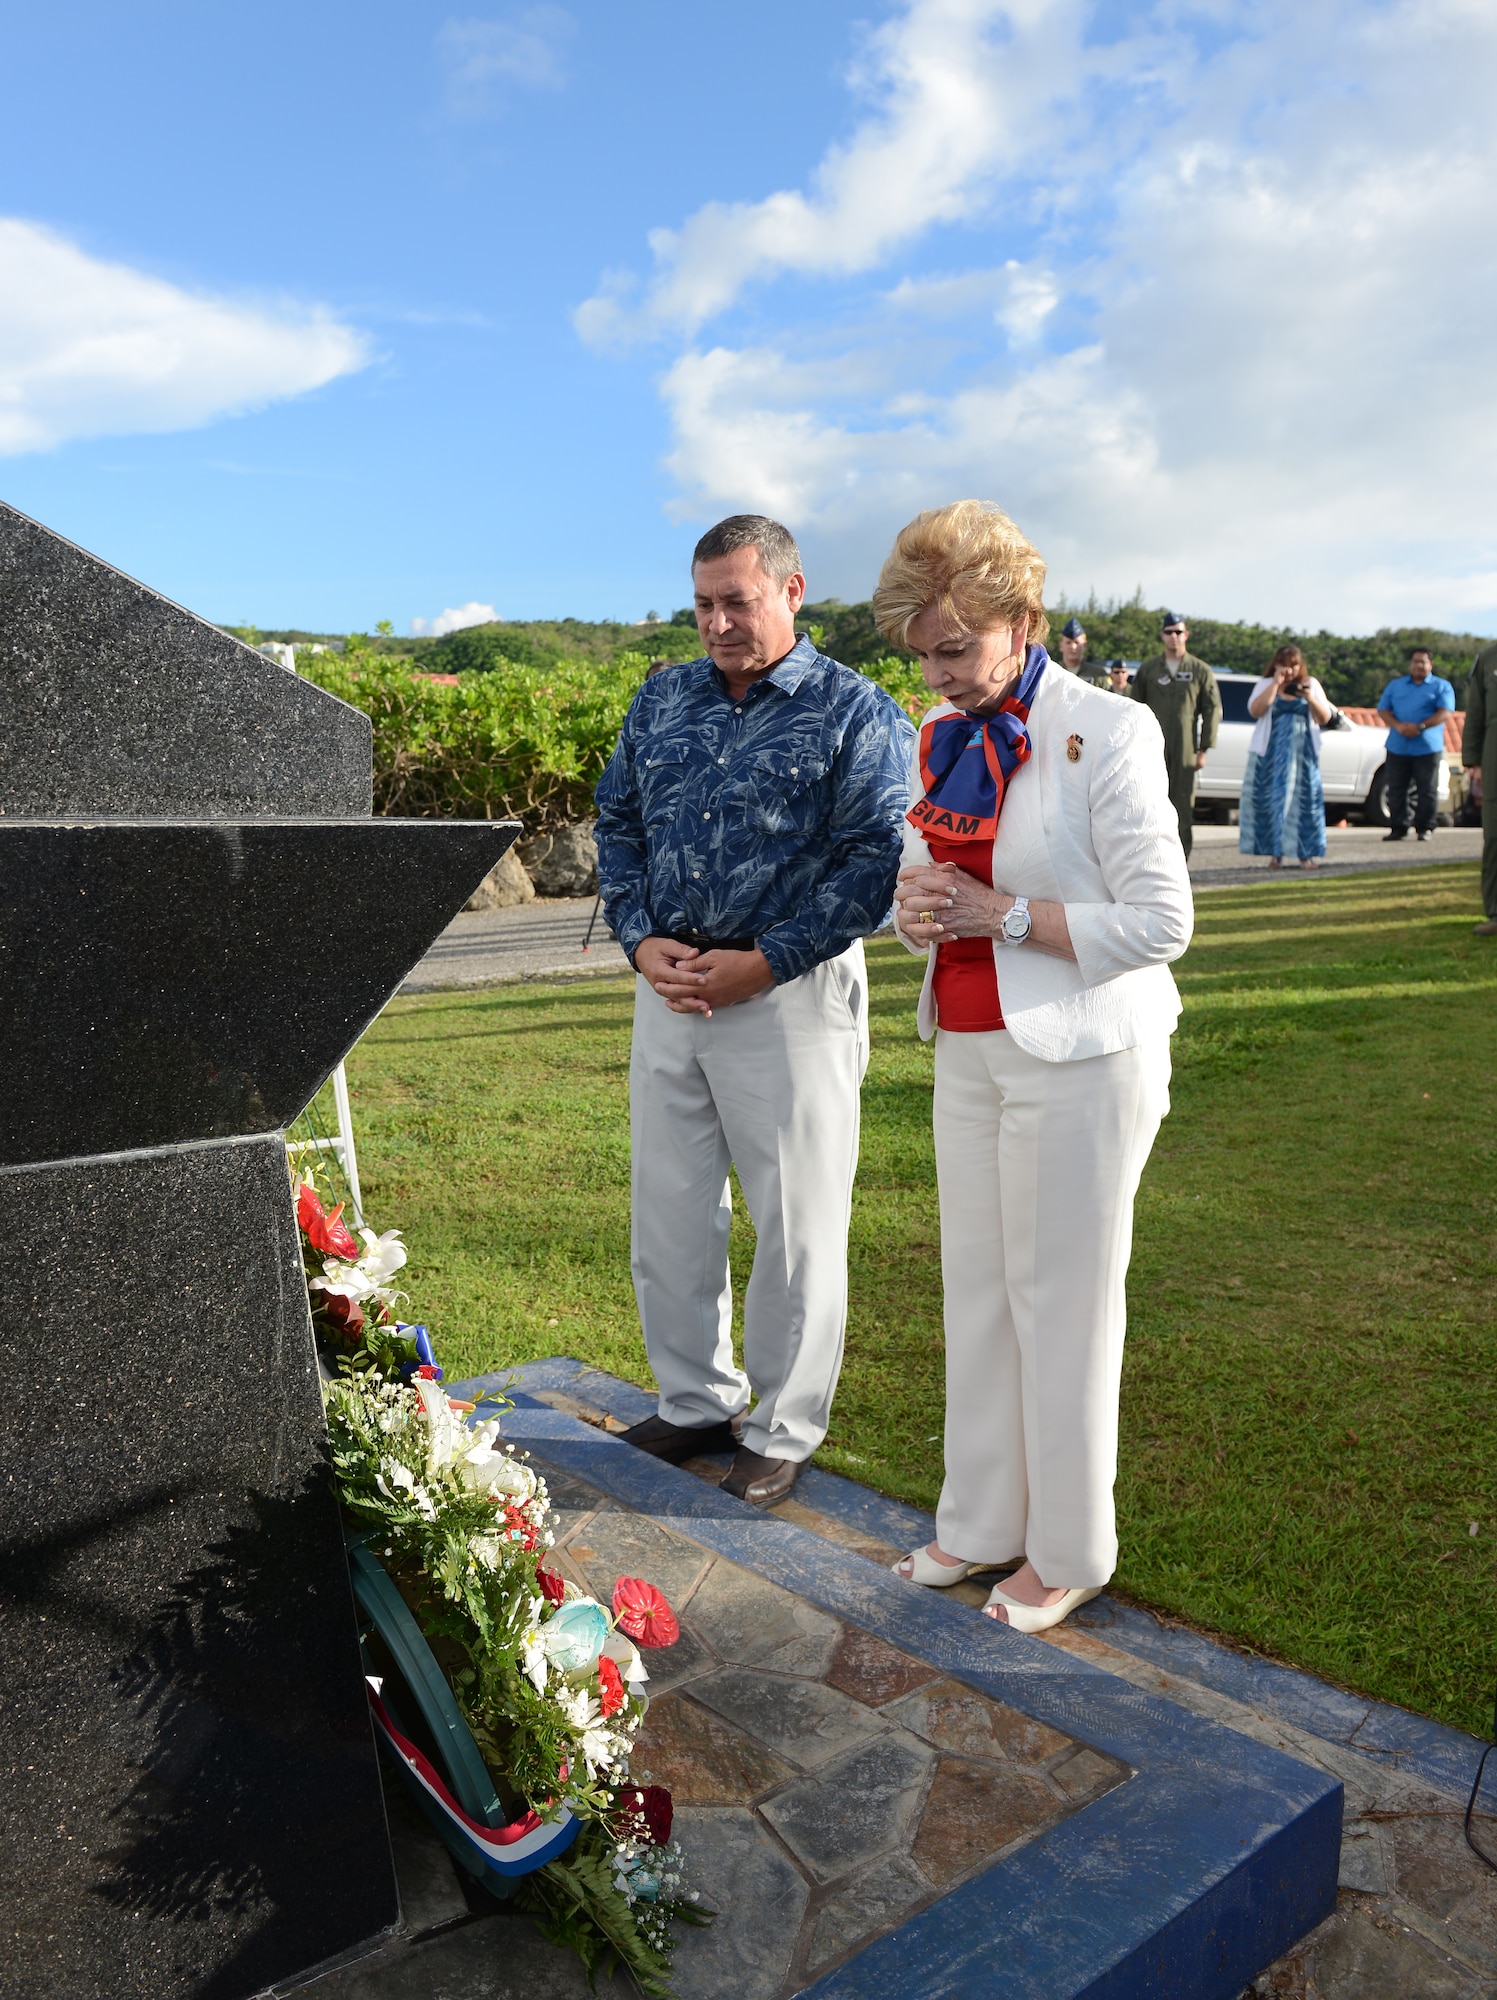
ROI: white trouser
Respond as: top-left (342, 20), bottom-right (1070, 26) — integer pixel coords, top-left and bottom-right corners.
top-left (933, 1027), bottom-right (1172, 1587)
top-left (629, 943), bottom-right (869, 1462)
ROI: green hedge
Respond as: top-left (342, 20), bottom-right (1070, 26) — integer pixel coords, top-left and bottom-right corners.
top-left (298, 648), bottom-right (645, 830)
top-left (297, 644), bottom-right (932, 830)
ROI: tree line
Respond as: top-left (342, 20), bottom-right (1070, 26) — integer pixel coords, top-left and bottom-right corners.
top-left (255, 595), bottom-right (1491, 712)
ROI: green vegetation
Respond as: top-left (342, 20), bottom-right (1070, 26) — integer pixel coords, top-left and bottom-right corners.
top-left (293, 617), bottom-right (927, 828)
top-left (332, 863), bottom-right (1497, 1734)
top-left (297, 645), bottom-right (648, 829)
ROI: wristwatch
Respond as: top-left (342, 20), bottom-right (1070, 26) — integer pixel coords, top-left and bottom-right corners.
top-left (1000, 895), bottom-right (1032, 945)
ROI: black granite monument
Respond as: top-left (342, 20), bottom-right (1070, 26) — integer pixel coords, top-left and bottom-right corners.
top-left (0, 502), bottom-right (518, 1999)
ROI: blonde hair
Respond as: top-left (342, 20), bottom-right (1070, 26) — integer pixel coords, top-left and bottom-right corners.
top-left (872, 500), bottom-right (1049, 648)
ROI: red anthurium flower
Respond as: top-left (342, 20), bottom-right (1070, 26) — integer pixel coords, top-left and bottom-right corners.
top-left (618, 1783), bottom-right (673, 1847)
top-left (317, 1205), bottom-right (360, 1260)
top-left (321, 1292), bottom-right (365, 1341)
top-left (297, 1183), bottom-right (360, 1260)
top-left (596, 1654), bottom-right (626, 1718)
top-left (612, 1577), bottom-right (679, 1648)
top-left (536, 1568), bottom-right (567, 1606)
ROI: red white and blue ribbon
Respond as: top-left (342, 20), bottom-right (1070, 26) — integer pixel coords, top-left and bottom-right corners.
top-left (367, 1684), bottom-right (577, 1876)
top-left (908, 645), bottom-right (1049, 844)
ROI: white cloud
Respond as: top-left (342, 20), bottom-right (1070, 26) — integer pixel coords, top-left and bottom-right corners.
top-left (439, 8), bottom-right (573, 114)
top-left (410, 601), bottom-right (497, 637)
top-left (625, 0), bottom-right (1497, 630)
top-left (0, 219), bottom-right (367, 456)
top-left (576, 0), bottom-right (1083, 345)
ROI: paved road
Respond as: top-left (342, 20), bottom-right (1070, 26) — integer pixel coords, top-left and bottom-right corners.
top-left (1188, 819), bottom-right (1483, 886)
top-left (403, 895), bottom-right (628, 991)
top-left (403, 828), bottom-right (1485, 993)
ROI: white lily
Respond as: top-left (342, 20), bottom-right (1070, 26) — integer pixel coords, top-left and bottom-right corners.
top-left (520, 1626), bottom-right (548, 1694)
top-left (310, 1260), bottom-right (377, 1303)
top-left (413, 1372), bottom-right (463, 1476)
top-left (357, 1228), bottom-right (407, 1285)
top-left (553, 1685), bottom-right (591, 1731)
top-left (579, 1722), bottom-right (616, 1775)
top-left (375, 1460), bottom-right (417, 1502)
top-left (456, 1442), bottom-right (536, 1503)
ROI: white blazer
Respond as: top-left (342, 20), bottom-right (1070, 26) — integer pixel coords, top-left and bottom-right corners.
top-left (898, 664), bottom-right (1193, 1060)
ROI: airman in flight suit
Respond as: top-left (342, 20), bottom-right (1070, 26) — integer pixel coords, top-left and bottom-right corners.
top-left (1129, 611), bottom-right (1222, 856)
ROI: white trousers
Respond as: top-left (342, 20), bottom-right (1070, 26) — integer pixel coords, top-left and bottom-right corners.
top-left (933, 1027), bottom-right (1171, 1588)
top-left (629, 944), bottom-right (869, 1462)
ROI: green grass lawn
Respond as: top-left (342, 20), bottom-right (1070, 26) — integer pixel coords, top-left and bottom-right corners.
top-left (333, 861), bottom-right (1497, 1734)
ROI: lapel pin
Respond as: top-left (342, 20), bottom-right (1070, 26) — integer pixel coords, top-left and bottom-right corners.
top-left (1066, 734), bottom-right (1083, 763)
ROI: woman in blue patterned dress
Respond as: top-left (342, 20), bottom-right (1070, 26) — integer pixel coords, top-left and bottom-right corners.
top-left (1239, 644), bottom-right (1334, 869)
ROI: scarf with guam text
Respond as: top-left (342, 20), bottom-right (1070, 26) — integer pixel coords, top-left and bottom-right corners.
top-left (907, 644), bottom-right (1050, 844)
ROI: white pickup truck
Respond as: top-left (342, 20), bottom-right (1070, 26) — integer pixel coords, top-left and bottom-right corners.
top-left (1194, 671), bottom-right (1451, 826)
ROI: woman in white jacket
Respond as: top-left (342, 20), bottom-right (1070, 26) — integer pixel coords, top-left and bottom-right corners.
top-left (879, 502), bottom-right (1193, 1633)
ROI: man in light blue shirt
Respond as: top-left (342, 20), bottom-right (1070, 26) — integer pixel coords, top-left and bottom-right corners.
top-left (1376, 648), bottom-right (1455, 841)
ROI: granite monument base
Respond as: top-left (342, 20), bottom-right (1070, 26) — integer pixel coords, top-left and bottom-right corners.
top-left (0, 1135), bottom-right (397, 2000)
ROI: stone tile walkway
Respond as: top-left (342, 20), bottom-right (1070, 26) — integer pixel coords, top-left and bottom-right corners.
top-left (543, 1464), bottom-right (1126, 1997)
top-left (539, 1379), bottom-right (1497, 2000)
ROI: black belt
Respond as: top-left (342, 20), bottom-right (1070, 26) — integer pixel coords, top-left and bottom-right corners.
top-left (671, 929), bottom-right (756, 953)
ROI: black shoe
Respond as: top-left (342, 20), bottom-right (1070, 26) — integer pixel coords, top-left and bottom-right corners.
top-left (1383, 831), bottom-right (1406, 842)
top-left (1417, 830), bottom-right (1432, 841)
top-left (617, 1412), bottom-right (744, 1464)
top-left (720, 1448), bottom-right (802, 1506)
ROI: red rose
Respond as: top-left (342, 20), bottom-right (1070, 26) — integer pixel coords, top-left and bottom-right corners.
top-left (321, 1292), bottom-right (365, 1341)
top-left (612, 1577), bottom-right (679, 1648)
top-left (536, 1568), bottom-right (567, 1606)
top-left (296, 1183), bottom-right (360, 1260)
top-left (618, 1783), bottom-right (673, 1847)
top-left (596, 1654), bottom-right (626, 1718)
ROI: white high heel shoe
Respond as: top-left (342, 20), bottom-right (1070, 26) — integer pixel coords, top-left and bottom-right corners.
top-left (891, 1546), bottom-right (988, 1587)
top-left (982, 1583), bottom-right (1103, 1633)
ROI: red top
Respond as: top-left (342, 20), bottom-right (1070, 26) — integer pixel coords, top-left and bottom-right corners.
top-left (927, 832), bottom-right (1003, 1032)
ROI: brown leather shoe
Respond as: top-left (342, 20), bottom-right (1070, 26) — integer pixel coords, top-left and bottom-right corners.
top-left (1475, 920), bottom-right (1497, 936)
top-left (720, 1448), bottom-right (802, 1506)
top-left (617, 1412), bottom-right (744, 1463)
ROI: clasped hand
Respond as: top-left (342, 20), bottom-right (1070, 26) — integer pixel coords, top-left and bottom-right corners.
top-left (893, 862), bottom-right (1006, 942)
top-left (634, 936), bottom-right (776, 1015)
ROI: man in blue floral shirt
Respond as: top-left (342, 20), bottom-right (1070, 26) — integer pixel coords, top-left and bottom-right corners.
top-left (596, 515), bottom-right (914, 1505)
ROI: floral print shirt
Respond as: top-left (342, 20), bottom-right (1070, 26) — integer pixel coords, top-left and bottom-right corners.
top-left (595, 638), bottom-right (915, 983)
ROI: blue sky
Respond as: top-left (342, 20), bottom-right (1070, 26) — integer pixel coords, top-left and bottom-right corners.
top-left (2, 0), bottom-right (1494, 636)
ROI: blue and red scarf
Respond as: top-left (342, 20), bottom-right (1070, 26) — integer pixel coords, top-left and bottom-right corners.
top-left (907, 645), bottom-right (1050, 843)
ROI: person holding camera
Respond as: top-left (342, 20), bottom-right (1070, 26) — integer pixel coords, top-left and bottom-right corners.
top-left (1239, 644), bottom-right (1334, 868)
